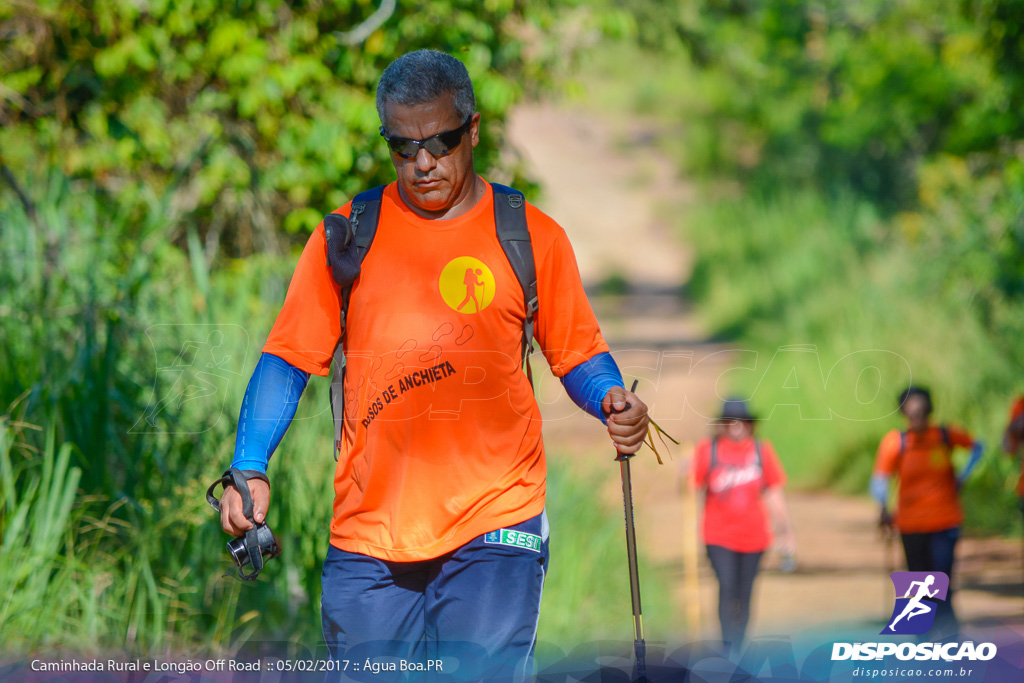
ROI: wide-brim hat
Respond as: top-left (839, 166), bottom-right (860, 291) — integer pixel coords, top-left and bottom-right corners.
top-left (718, 398), bottom-right (757, 422)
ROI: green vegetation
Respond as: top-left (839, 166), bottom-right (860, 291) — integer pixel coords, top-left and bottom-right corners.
top-left (0, 0), bottom-right (621, 249)
top-left (591, 1), bottom-right (1024, 533)
top-left (0, 181), bottom-right (325, 654)
top-left (680, 188), bottom-right (1021, 535)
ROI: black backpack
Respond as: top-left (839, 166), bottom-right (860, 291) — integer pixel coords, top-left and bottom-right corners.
top-left (322, 183), bottom-right (538, 459)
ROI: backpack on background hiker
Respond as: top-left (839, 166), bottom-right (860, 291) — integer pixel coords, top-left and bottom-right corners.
top-left (707, 437), bottom-right (767, 494)
top-left (896, 425), bottom-right (953, 478)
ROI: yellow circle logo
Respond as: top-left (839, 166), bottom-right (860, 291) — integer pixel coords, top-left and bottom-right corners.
top-left (439, 257), bottom-right (495, 313)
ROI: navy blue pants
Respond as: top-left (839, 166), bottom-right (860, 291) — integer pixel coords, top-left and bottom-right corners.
top-left (901, 526), bottom-right (959, 634)
top-left (321, 511), bottom-right (549, 682)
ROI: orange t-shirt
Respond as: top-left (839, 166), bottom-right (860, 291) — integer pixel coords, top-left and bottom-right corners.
top-left (690, 437), bottom-right (786, 553)
top-left (263, 181), bottom-right (609, 561)
top-left (873, 425), bottom-right (975, 533)
top-left (1008, 397), bottom-right (1024, 496)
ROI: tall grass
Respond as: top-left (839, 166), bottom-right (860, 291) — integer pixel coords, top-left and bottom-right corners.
top-left (0, 177), bottom-right (335, 654)
top-left (0, 420), bottom-right (80, 649)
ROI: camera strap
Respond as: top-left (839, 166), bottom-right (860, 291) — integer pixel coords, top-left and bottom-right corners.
top-left (206, 468), bottom-right (271, 581)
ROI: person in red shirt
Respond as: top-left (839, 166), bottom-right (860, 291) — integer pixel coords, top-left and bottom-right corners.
top-left (1003, 395), bottom-right (1024, 519)
top-left (871, 385), bottom-right (984, 635)
top-left (690, 398), bottom-right (796, 654)
top-left (215, 49), bottom-right (650, 680)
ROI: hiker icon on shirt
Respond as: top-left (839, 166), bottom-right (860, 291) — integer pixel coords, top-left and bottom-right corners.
top-left (457, 268), bottom-right (485, 312)
top-left (438, 257), bottom-right (494, 313)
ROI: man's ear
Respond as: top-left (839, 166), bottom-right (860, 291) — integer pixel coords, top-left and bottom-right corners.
top-left (470, 112), bottom-right (481, 147)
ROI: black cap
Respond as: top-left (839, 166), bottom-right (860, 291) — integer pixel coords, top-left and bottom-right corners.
top-left (718, 398), bottom-right (756, 422)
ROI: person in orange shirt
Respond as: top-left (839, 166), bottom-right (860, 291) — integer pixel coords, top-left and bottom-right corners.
top-left (690, 398), bottom-right (796, 654)
top-left (214, 50), bottom-right (649, 680)
top-left (1003, 395), bottom-right (1024, 519)
top-left (871, 386), bottom-right (984, 634)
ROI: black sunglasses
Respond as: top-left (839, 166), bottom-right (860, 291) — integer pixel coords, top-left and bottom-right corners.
top-left (379, 115), bottom-right (473, 159)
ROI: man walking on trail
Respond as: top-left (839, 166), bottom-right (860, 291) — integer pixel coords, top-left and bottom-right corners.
top-left (215, 49), bottom-right (649, 680)
top-left (457, 267), bottom-right (484, 312)
top-left (870, 386), bottom-right (984, 636)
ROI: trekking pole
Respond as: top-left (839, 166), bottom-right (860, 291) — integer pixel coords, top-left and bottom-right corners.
top-left (881, 521), bottom-right (895, 618)
top-left (615, 379), bottom-right (647, 683)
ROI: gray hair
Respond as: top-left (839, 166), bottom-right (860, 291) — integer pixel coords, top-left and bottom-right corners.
top-left (376, 50), bottom-right (476, 126)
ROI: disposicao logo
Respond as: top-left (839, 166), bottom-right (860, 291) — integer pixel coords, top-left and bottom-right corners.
top-left (881, 571), bottom-right (949, 635)
top-left (830, 571), bottom-right (998, 663)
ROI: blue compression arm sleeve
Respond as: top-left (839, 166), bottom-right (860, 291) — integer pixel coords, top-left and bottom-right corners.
top-left (559, 352), bottom-right (624, 424)
top-left (230, 352), bottom-right (310, 473)
top-left (957, 441), bottom-right (984, 485)
top-left (869, 475), bottom-right (890, 507)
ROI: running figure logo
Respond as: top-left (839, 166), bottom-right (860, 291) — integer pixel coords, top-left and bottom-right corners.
top-left (439, 256), bottom-right (495, 313)
top-left (881, 572), bottom-right (950, 635)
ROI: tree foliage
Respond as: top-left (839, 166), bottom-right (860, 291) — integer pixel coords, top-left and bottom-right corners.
top-left (623, 0), bottom-right (1024, 336)
top-left (629, 1), bottom-right (1019, 198)
top-left (0, 0), bottom-right (596, 255)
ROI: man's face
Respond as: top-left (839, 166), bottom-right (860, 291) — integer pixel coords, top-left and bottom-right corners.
top-left (902, 394), bottom-right (930, 432)
top-left (381, 94), bottom-right (480, 217)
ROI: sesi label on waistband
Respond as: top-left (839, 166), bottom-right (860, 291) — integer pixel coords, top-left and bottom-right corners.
top-left (484, 528), bottom-right (542, 553)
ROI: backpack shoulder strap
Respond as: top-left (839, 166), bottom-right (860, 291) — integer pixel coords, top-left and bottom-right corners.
top-left (754, 439), bottom-right (766, 488)
top-left (348, 185), bottom-right (384, 257)
top-left (490, 183), bottom-right (537, 379)
top-left (895, 429), bottom-right (908, 476)
top-left (940, 424), bottom-right (951, 450)
top-left (328, 185), bottom-right (385, 461)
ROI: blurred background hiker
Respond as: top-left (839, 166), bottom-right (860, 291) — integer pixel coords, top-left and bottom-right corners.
top-left (1002, 395), bottom-right (1024, 523)
top-left (689, 398), bottom-right (796, 655)
top-left (870, 386), bottom-right (984, 636)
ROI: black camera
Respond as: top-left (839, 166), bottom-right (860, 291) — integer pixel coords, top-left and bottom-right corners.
top-left (206, 468), bottom-right (280, 581)
top-left (226, 522), bottom-right (280, 570)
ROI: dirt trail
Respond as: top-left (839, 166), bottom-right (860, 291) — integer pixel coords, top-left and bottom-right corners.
top-left (507, 103), bottom-right (1024, 641)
